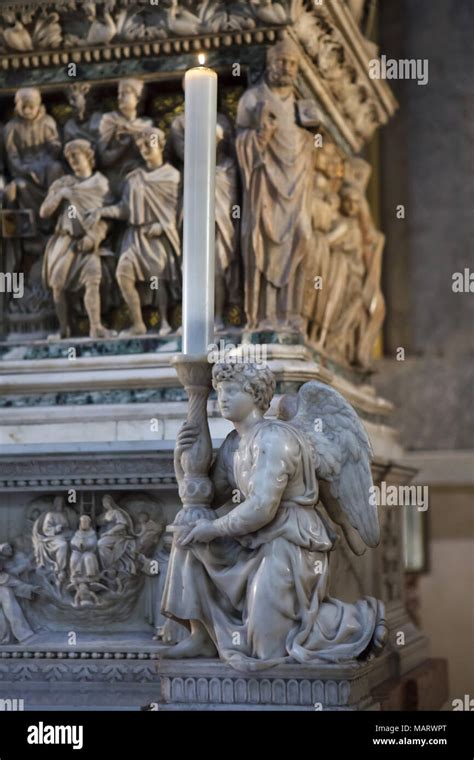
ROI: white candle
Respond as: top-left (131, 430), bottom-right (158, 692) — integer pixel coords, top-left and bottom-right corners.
top-left (182, 56), bottom-right (217, 356)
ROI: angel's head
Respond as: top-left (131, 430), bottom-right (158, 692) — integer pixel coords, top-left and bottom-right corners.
top-left (212, 362), bottom-right (276, 422)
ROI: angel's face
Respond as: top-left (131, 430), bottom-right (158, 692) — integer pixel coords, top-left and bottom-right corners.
top-left (217, 380), bottom-right (256, 422)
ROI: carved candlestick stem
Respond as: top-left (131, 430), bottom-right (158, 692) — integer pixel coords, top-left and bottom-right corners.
top-left (171, 354), bottom-right (214, 526)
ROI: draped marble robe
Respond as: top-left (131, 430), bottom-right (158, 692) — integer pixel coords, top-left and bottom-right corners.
top-left (70, 526), bottom-right (100, 581)
top-left (116, 164), bottom-right (181, 286)
top-left (98, 111), bottom-right (152, 194)
top-left (162, 419), bottom-right (383, 671)
top-left (3, 104), bottom-right (63, 214)
top-left (235, 82), bottom-right (314, 329)
top-left (41, 172), bottom-right (113, 293)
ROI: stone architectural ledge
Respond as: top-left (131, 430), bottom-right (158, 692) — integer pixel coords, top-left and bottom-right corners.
top-left (400, 450), bottom-right (474, 487)
top-left (0, 655), bottom-right (447, 711)
top-left (0, 438), bottom-right (412, 492)
top-left (0, 344), bottom-right (394, 419)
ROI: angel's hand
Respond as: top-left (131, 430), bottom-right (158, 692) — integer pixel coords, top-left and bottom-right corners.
top-left (175, 422), bottom-right (200, 456)
top-left (176, 519), bottom-right (219, 546)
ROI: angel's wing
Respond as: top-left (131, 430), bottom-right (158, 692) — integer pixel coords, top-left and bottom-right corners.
top-left (277, 380), bottom-right (379, 554)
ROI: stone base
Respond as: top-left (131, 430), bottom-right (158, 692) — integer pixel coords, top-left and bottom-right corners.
top-left (0, 649), bottom-right (380, 711)
top-left (0, 631), bottom-right (448, 711)
top-left (155, 659), bottom-right (380, 711)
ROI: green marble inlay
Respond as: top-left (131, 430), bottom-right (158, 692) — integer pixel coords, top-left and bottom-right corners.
top-left (0, 386), bottom-right (188, 408)
top-left (0, 335), bottom-right (182, 361)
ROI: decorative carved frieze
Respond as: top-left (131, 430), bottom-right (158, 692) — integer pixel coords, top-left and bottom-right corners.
top-left (0, 1), bottom-right (395, 150)
top-left (0, 452), bottom-right (176, 490)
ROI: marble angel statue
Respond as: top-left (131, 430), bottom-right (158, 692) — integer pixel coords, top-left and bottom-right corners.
top-left (160, 362), bottom-right (387, 671)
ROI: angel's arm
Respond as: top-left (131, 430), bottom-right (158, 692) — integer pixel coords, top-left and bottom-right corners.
top-left (209, 437), bottom-right (234, 509)
top-left (212, 426), bottom-right (296, 537)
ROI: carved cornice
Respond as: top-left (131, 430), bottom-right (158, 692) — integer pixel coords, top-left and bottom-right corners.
top-left (0, 26), bottom-right (282, 73)
top-left (0, 450), bottom-right (177, 491)
top-left (0, 0), bottom-right (287, 68)
top-left (0, 446), bottom-right (402, 492)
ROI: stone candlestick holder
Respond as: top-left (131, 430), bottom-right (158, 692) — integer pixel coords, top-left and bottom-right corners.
top-left (170, 354), bottom-right (215, 527)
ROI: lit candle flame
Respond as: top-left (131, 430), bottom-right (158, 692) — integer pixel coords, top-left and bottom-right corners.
top-left (198, 53), bottom-right (206, 66)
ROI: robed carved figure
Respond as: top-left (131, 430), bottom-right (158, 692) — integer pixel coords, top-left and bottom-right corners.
top-left (235, 38), bottom-right (314, 331)
top-left (160, 362), bottom-right (387, 671)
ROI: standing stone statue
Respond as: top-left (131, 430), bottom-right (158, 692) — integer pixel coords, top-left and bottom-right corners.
top-left (235, 38), bottom-right (314, 330)
top-left (304, 138), bottom-right (348, 348)
top-left (3, 87), bottom-right (63, 228)
top-left (63, 83), bottom-right (102, 146)
top-left (90, 127), bottom-right (181, 337)
top-left (170, 110), bottom-right (241, 331)
top-left (160, 362), bottom-right (387, 668)
top-left (40, 139), bottom-right (116, 340)
top-left (325, 158), bottom-right (386, 367)
top-left (97, 77), bottom-right (152, 195)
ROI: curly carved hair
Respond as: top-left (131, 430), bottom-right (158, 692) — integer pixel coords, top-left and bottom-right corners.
top-left (212, 362), bottom-right (276, 413)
